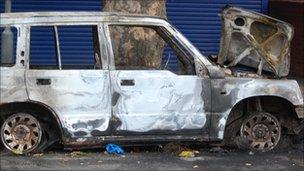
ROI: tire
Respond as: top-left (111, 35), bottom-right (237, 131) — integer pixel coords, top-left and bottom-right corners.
top-left (0, 113), bottom-right (44, 154)
top-left (240, 112), bottom-right (281, 152)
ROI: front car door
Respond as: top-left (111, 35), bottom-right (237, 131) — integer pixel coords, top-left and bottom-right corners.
top-left (105, 24), bottom-right (211, 137)
top-left (25, 24), bottom-right (112, 140)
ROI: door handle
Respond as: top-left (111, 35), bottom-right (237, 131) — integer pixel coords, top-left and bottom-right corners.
top-left (120, 79), bottom-right (135, 86)
top-left (36, 78), bottom-right (51, 85)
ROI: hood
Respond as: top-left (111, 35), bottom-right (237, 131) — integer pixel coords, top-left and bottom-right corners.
top-left (217, 6), bottom-right (294, 77)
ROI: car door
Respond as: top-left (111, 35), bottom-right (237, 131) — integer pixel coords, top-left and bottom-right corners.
top-left (107, 24), bottom-right (210, 136)
top-left (25, 25), bottom-right (112, 139)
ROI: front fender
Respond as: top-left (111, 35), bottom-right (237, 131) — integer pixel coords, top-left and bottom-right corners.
top-left (209, 77), bottom-right (303, 140)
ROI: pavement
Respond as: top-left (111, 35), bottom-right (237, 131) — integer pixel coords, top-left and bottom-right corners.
top-left (0, 146), bottom-right (303, 171)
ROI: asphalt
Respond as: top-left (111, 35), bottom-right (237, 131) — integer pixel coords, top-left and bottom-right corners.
top-left (0, 146), bottom-right (303, 171)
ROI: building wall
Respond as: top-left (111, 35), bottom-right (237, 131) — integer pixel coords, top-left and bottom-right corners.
top-left (269, 0), bottom-right (304, 77)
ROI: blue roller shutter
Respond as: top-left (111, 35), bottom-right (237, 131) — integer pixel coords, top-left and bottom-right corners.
top-left (0, 0), bottom-right (267, 68)
top-left (165, 0), bottom-right (266, 69)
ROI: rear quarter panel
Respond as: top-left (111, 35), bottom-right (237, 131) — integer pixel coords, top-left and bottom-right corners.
top-left (0, 67), bottom-right (28, 104)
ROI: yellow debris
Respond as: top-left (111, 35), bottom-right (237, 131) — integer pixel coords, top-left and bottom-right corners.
top-left (178, 150), bottom-right (195, 158)
top-left (12, 149), bottom-right (23, 155)
top-left (70, 151), bottom-right (86, 158)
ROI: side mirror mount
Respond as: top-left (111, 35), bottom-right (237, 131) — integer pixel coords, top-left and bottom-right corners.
top-left (194, 59), bottom-right (225, 79)
top-left (206, 65), bottom-right (225, 79)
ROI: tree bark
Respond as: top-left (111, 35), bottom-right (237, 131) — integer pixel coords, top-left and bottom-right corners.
top-left (103, 0), bottom-right (167, 69)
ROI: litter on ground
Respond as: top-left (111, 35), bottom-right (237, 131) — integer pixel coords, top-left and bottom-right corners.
top-left (105, 144), bottom-right (125, 155)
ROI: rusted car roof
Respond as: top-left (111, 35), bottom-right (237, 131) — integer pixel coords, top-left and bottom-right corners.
top-left (0, 11), bottom-right (165, 26)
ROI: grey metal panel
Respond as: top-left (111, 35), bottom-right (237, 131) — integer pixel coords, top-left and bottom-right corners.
top-left (0, 68), bottom-right (28, 103)
top-left (25, 70), bottom-right (112, 138)
top-left (0, 25), bottom-right (28, 104)
top-left (111, 70), bottom-right (209, 132)
top-left (209, 78), bottom-right (304, 140)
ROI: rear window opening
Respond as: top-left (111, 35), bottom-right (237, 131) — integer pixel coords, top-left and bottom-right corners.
top-left (0, 26), bottom-right (17, 67)
top-left (30, 25), bottom-right (101, 70)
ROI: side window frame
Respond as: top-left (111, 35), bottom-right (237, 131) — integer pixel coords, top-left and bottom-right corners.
top-left (99, 24), bottom-right (111, 70)
top-left (28, 23), bottom-right (107, 70)
top-left (103, 24), bottom-right (115, 70)
top-left (0, 25), bottom-right (22, 68)
top-left (104, 23), bottom-right (196, 74)
top-left (21, 26), bottom-right (30, 69)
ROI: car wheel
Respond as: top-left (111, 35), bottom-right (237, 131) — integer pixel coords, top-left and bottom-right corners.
top-left (240, 112), bottom-right (281, 152)
top-left (1, 113), bottom-right (42, 154)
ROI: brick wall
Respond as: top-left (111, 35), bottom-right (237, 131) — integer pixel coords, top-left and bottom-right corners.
top-left (269, 0), bottom-right (304, 77)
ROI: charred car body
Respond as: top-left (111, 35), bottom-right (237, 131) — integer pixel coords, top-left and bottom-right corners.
top-left (0, 6), bottom-right (303, 154)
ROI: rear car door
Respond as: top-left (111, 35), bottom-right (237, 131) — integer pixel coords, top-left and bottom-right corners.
top-left (25, 24), bottom-right (112, 139)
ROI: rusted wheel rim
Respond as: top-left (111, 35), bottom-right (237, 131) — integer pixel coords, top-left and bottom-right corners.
top-left (240, 112), bottom-right (281, 152)
top-left (1, 113), bottom-right (42, 154)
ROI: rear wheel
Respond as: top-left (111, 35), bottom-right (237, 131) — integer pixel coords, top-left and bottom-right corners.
top-left (1, 113), bottom-right (42, 154)
top-left (240, 112), bottom-right (281, 152)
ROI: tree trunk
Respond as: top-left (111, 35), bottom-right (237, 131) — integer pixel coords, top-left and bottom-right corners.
top-left (103, 0), bottom-right (167, 69)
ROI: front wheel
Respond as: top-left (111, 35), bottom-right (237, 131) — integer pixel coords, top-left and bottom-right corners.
top-left (1, 113), bottom-right (43, 154)
top-left (240, 112), bottom-right (281, 152)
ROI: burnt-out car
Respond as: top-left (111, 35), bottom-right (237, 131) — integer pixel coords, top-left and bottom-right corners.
top-left (0, 7), bottom-right (303, 154)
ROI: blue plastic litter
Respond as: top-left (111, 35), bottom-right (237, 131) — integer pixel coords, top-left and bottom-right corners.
top-left (105, 143), bottom-right (124, 155)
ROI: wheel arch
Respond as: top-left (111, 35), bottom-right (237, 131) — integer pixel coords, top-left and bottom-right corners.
top-left (0, 101), bottom-right (64, 141)
top-left (227, 95), bottom-right (298, 122)
top-left (224, 95), bottom-right (300, 139)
